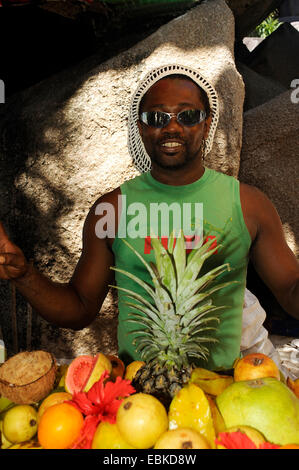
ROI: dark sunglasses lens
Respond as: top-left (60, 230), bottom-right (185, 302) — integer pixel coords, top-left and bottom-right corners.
top-left (146, 111), bottom-right (169, 128)
top-left (178, 109), bottom-right (205, 126)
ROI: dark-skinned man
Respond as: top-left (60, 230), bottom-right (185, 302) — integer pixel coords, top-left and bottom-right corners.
top-left (0, 64), bottom-right (298, 370)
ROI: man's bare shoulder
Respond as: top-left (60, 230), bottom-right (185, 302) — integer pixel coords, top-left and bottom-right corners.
top-left (82, 187), bottom-right (121, 249)
top-left (239, 182), bottom-right (278, 242)
top-left (240, 181), bottom-right (266, 199)
top-left (90, 187), bottom-right (122, 210)
top-left (239, 181), bottom-right (276, 212)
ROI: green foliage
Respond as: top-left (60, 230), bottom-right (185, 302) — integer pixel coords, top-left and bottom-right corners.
top-left (254, 11), bottom-right (282, 38)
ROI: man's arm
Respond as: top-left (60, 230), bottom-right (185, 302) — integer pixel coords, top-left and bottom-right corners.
top-left (0, 192), bottom-right (117, 330)
top-left (240, 183), bottom-right (299, 318)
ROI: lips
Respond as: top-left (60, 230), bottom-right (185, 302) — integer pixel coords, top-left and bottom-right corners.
top-left (159, 139), bottom-right (185, 153)
top-left (162, 142), bottom-right (183, 148)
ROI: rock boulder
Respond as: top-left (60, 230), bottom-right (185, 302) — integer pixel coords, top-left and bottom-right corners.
top-left (0, 0), bottom-right (244, 359)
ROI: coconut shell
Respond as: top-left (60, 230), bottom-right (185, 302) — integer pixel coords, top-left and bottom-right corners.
top-left (0, 350), bottom-right (57, 404)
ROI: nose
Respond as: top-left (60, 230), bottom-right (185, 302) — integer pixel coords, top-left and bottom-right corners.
top-left (163, 115), bottom-right (183, 133)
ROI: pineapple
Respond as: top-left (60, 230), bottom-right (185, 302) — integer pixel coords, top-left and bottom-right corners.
top-left (110, 230), bottom-right (233, 408)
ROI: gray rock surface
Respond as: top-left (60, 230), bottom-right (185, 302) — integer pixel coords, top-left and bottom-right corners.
top-left (0, 0), bottom-right (244, 360)
top-left (239, 89), bottom-right (299, 257)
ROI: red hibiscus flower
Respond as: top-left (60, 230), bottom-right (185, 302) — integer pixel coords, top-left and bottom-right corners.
top-left (215, 431), bottom-right (281, 450)
top-left (67, 370), bottom-right (135, 449)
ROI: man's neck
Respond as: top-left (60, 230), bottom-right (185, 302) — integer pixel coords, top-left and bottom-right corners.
top-left (150, 163), bottom-right (205, 186)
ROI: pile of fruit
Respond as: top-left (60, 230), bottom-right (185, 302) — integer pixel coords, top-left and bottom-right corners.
top-left (1, 234), bottom-right (299, 449)
top-left (1, 350), bottom-right (299, 450)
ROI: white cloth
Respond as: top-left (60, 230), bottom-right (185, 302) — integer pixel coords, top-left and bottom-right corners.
top-left (241, 288), bottom-right (282, 369)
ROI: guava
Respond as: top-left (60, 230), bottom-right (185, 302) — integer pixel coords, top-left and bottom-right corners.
top-left (3, 405), bottom-right (38, 443)
top-left (83, 353), bottom-right (112, 392)
top-left (216, 377), bottom-right (299, 446)
top-left (116, 393), bottom-right (168, 449)
top-left (65, 353), bottom-right (112, 394)
top-left (154, 428), bottom-right (210, 449)
top-left (65, 355), bottom-right (96, 394)
top-left (92, 421), bottom-right (135, 449)
top-left (0, 419), bottom-right (14, 448)
top-left (37, 391), bottom-right (72, 423)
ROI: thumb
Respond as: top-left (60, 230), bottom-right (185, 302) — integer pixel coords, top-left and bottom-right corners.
top-left (0, 252), bottom-right (25, 268)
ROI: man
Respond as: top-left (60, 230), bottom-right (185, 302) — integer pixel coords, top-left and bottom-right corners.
top-left (0, 64), bottom-right (298, 370)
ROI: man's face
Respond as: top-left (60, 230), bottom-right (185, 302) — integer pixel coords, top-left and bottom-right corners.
top-left (137, 77), bottom-right (211, 171)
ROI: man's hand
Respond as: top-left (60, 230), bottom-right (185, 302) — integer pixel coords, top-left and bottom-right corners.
top-left (0, 222), bottom-right (28, 280)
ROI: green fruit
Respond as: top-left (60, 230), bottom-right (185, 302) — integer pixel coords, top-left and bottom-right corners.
top-left (216, 377), bottom-right (299, 446)
top-left (0, 396), bottom-right (14, 413)
top-left (3, 405), bottom-right (38, 443)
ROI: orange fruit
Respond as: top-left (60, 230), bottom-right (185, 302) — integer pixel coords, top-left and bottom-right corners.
top-left (106, 355), bottom-right (125, 381)
top-left (38, 402), bottom-right (84, 449)
top-left (37, 392), bottom-right (72, 423)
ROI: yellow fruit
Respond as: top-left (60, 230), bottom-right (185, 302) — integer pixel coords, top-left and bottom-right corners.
top-left (3, 405), bottom-right (38, 443)
top-left (37, 392), bottom-right (72, 423)
top-left (206, 395), bottom-right (226, 435)
top-left (216, 425), bottom-right (266, 449)
top-left (1, 419), bottom-right (14, 449)
top-left (92, 421), bottom-right (135, 449)
top-left (83, 353), bottom-right (112, 392)
top-left (7, 440), bottom-right (43, 449)
top-left (168, 383), bottom-right (216, 448)
top-left (116, 393), bottom-right (168, 449)
top-left (154, 428), bottom-right (210, 449)
top-left (124, 361), bottom-right (146, 381)
top-left (190, 368), bottom-right (233, 396)
top-left (57, 364), bottom-right (69, 389)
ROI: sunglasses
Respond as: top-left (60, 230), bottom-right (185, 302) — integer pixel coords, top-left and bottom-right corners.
top-left (139, 109), bottom-right (206, 128)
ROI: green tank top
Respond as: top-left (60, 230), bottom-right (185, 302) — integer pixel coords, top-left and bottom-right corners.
top-left (112, 168), bottom-right (251, 370)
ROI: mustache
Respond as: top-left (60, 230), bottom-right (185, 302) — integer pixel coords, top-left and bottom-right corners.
top-left (158, 133), bottom-right (185, 144)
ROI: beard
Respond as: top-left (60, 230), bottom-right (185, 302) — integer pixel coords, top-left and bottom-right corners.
top-left (149, 142), bottom-right (201, 171)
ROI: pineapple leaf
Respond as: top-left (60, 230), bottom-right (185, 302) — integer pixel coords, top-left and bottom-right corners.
top-left (128, 327), bottom-right (155, 338)
top-left (124, 301), bottom-right (164, 328)
top-left (181, 302), bottom-right (216, 326)
top-left (177, 237), bottom-right (220, 295)
top-left (178, 281), bottom-right (236, 317)
top-left (168, 230), bottom-right (176, 254)
top-left (176, 263), bottom-right (230, 309)
top-left (182, 316), bottom-right (220, 336)
top-left (110, 266), bottom-right (156, 300)
top-left (182, 304), bottom-right (225, 328)
top-left (151, 235), bottom-right (177, 301)
top-left (109, 284), bottom-right (160, 314)
top-left (172, 229), bottom-right (186, 286)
